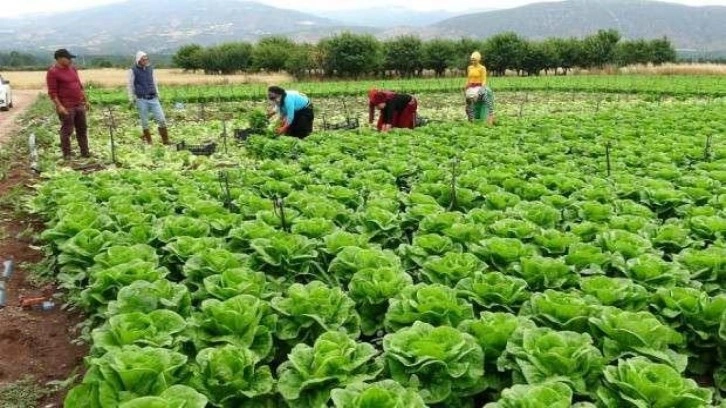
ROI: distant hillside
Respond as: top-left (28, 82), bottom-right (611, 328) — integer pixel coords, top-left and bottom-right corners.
top-left (0, 0), bottom-right (362, 54)
top-left (433, 0), bottom-right (726, 51)
top-left (315, 7), bottom-right (466, 28)
top-left (0, 0), bottom-right (725, 56)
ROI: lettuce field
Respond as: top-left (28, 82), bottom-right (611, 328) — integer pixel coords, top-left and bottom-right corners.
top-left (18, 76), bottom-right (726, 407)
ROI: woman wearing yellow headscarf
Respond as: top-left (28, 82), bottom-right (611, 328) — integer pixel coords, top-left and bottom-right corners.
top-left (464, 51), bottom-right (495, 125)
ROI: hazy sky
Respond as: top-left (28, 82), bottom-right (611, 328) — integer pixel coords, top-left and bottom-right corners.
top-left (2, 0), bottom-right (726, 17)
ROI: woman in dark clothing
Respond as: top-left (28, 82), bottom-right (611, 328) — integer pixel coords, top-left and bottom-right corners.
top-left (267, 86), bottom-right (314, 139)
top-left (368, 89), bottom-right (418, 132)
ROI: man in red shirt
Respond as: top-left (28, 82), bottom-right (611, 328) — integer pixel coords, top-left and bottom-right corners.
top-left (46, 49), bottom-right (90, 160)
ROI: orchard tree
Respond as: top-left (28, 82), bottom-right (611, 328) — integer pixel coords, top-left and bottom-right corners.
top-left (549, 38), bottom-right (582, 74)
top-left (311, 39), bottom-right (332, 76)
top-left (484, 32), bottom-right (528, 76)
top-left (285, 43), bottom-right (315, 78)
top-left (324, 32), bottom-right (382, 78)
top-left (173, 44), bottom-right (203, 71)
top-left (199, 46), bottom-right (226, 74)
top-left (422, 39), bottom-right (455, 77)
top-left (383, 35), bottom-right (424, 77)
top-left (650, 37), bottom-right (677, 65)
top-left (253, 36), bottom-right (295, 72)
top-left (616, 39), bottom-right (652, 66)
top-left (582, 29), bottom-right (621, 68)
top-left (198, 43), bottom-right (253, 74)
top-left (520, 41), bottom-right (556, 76)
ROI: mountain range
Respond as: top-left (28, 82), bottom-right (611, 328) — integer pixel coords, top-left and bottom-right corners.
top-left (312, 7), bottom-right (495, 28)
top-left (0, 0), bottom-right (724, 55)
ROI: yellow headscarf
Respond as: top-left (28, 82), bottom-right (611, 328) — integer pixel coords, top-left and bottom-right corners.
top-left (470, 51), bottom-right (481, 62)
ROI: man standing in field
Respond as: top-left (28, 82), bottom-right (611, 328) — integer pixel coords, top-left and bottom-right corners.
top-left (46, 48), bottom-right (90, 160)
top-left (127, 51), bottom-right (170, 145)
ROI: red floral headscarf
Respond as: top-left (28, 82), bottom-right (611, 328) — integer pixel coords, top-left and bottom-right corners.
top-left (368, 89), bottom-right (396, 123)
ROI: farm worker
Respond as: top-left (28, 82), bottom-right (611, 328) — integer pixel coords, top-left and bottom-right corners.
top-left (267, 86), bottom-right (315, 139)
top-left (46, 48), bottom-right (91, 160)
top-left (367, 88), bottom-right (395, 126)
top-left (127, 51), bottom-right (170, 145)
top-left (368, 89), bottom-right (418, 132)
top-left (464, 51), bottom-right (495, 125)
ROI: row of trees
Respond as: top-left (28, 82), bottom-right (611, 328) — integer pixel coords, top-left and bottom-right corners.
top-left (0, 51), bottom-right (41, 69)
top-left (173, 30), bottom-right (677, 78)
top-left (0, 51), bottom-right (175, 70)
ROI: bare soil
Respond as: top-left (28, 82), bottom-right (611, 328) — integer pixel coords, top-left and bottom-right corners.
top-left (0, 92), bottom-right (87, 407)
top-left (0, 90), bottom-right (43, 146)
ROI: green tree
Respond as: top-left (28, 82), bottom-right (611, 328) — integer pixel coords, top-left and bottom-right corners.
top-left (383, 35), bottom-right (424, 77)
top-left (520, 41), bottom-right (556, 76)
top-left (422, 39), bottom-right (455, 77)
top-left (253, 36), bottom-right (295, 72)
top-left (484, 32), bottom-right (528, 76)
top-left (199, 46), bottom-right (225, 74)
top-left (549, 38), bottom-right (582, 75)
top-left (582, 29), bottom-right (621, 68)
top-left (173, 44), bottom-right (203, 71)
top-left (198, 42), bottom-right (253, 74)
top-left (2, 50), bottom-right (39, 67)
top-left (285, 43), bottom-right (315, 79)
top-left (311, 39), bottom-right (332, 76)
top-left (225, 42), bottom-right (254, 73)
top-left (616, 39), bottom-right (652, 66)
top-left (324, 32), bottom-right (382, 78)
top-left (90, 58), bottom-right (114, 68)
top-left (650, 37), bottom-right (677, 65)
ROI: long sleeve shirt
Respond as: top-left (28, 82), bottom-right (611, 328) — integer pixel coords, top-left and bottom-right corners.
top-left (127, 66), bottom-right (160, 102)
top-left (46, 64), bottom-right (85, 108)
top-left (369, 90), bottom-right (395, 123)
top-left (380, 93), bottom-right (412, 125)
top-left (278, 91), bottom-right (310, 125)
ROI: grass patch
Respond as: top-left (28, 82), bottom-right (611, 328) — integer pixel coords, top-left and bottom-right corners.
top-left (0, 184), bottom-right (30, 217)
top-left (22, 257), bottom-right (58, 288)
top-left (0, 376), bottom-right (56, 408)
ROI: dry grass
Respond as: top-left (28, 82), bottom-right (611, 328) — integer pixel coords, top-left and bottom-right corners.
top-left (572, 63), bottom-right (726, 76)
top-left (5, 63), bottom-right (724, 90)
top-left (3, 68), bottom-right (293, 90)
top-left (618, 63), bottom-right (726, 76)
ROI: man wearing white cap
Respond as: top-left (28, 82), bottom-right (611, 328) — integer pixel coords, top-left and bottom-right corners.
top-left (127, 51), bottom-right (170, 144)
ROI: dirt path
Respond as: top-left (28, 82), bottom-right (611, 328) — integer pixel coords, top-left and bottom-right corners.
top-left (0, 90), bottom-right (87, 407)
top-left (0, 90), bottom-right (43, 146)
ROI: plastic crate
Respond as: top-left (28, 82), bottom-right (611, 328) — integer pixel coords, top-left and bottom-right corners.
top-left (176, 140), bottom-right (217, 156)
top-left (234, 128), bottom-right (266, 141)
top-left (234, 128), bottom-right (251, 141)
top-left (415, 116), bottom-right (431, 127)
top-left (322, 117), bottom-right (360, 131)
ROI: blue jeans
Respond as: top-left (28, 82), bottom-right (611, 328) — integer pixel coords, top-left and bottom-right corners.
top-left (136, 97), bottom-right (166, 129)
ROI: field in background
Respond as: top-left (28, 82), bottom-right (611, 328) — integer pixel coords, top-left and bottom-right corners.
top-left (1, 68), bottom-right (293, 90)
top-left (3, 63), bottom-right (726, 90)
top-left (614, 62), bottom-right (726, 76)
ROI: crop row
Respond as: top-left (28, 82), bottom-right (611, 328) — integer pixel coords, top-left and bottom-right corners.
top-left (85, 75), bottom-right (726, 105)
top-left (26, 96), bottom-right (726, 406)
